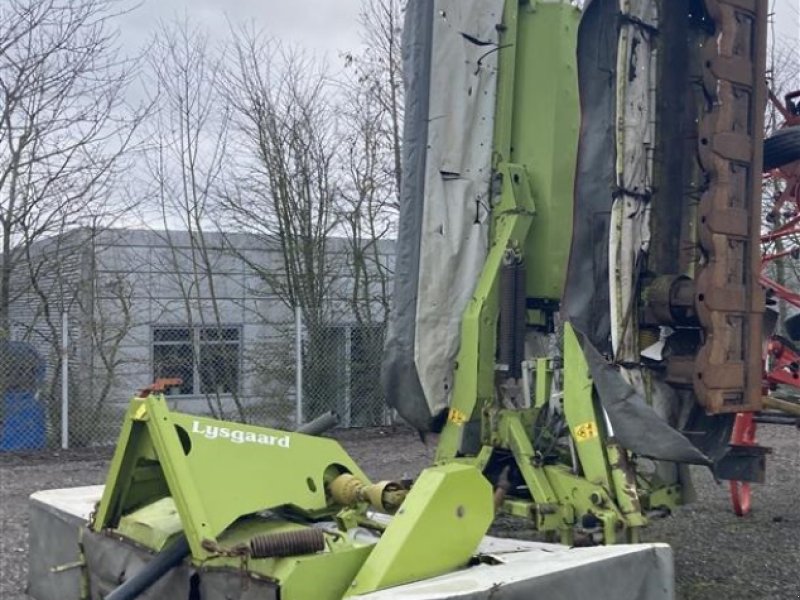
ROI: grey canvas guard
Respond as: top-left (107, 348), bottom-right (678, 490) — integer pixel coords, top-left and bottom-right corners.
top-left (562, 0), bottom-right (616, 354)
top-left (577, 328), bottom-right (711, 465)
top-left (382, 0), bottom-right (503, 432)
top-left (381, 0), bottom-right (433, 432)
top-left (565, 0), bottom-right (712, 465)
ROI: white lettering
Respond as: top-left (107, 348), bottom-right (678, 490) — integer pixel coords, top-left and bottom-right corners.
top-left (189, 420), bottom-right (290, 449)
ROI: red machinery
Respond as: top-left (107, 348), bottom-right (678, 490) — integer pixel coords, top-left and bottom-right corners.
top-left (730, 90), bottom-right (800, 516)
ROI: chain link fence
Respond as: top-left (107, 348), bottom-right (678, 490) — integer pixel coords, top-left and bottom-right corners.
top-left (300, 319), bottom-right (388, 428)
top-left (1, 228), bottom-right (395, 451)
top-left (0, 310), bottom-right (391, 452)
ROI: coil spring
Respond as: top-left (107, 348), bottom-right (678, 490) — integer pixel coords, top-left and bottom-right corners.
top-left (249, 528), bottom-right (325, 559)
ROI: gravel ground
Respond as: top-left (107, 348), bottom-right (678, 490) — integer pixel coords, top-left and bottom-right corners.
top-left (1, 424), bottom-right (798, 599)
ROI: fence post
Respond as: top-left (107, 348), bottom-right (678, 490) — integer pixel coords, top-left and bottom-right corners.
top-left (344, 326), bottom-right (352, 428)
top-left (61, 311), bottom-right (69, 450)
top-left (295, 306), bottom-right (303, 428)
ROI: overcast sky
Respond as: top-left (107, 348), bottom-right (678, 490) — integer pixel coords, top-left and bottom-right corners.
top-left (111, 0), bottom-right (800, 232)
top-left (118, 0), bottom-right (365, 65)
top-left (117, 0), bottom-right (799, 64)
top-left (774, 0), bottom-right (800, 50)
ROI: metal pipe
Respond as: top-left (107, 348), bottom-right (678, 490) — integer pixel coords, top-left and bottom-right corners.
top-left (753, 414), bottom-right (799, 426)
top-left (499, 260), bottom-right (517, 375)
top-left (295, 306), bottom-right (303, 428)
top-left (520, 360), bottom-right (532, 409)
top-left (763, 395), bottom-right (800, 417)
top-left (296, 411), bottom-right (340, 436)
top-left (61, 311), bottom-right (69, 450)
top-left (513, 260), bottom-right (527, 379)
top-left (105, 534), bottom-right (190, 600)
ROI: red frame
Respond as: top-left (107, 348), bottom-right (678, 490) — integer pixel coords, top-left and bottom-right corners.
top-left (729, 90), bottom-right (800, 515)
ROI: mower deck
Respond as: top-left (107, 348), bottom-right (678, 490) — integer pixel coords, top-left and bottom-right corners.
top-left (28, 485), bottom-right (674, 600)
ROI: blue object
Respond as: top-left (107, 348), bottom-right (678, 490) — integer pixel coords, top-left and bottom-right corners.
top-left (0, 390), bottom-right (46, 450)
top-left (1, 342), bottom-right (47, 451)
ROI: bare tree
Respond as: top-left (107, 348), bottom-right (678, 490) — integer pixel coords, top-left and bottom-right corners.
top-left (218, 29), bottom-right (346, 419)
top-left (73, 244), bottom-right (135, 445)
top-left (330, 0), bottom-right (405, 424)
top-left (222, 31), bottom-right (339, 326)
top-left (0, 0), bottom-right (143, 339)
top-left (2, 224), bottom-right (133, 445)
top-left (338, 85), bottom-right (395, 328)
top-left (344, 0), bottom-right (405, 211)
top-left (12, 227), bottom-right (87, 435)
top-left (337, 0), bottom-right (405, 328)
top-left (142, 18), bottom-right (244, 419)
top-left (0, 0), bottom-right (146, 447)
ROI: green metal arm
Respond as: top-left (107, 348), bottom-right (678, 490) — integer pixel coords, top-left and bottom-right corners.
top-left (435, 162), bottom-right (536, 462)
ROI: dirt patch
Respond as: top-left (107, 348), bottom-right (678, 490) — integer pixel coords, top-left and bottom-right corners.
top-left (1, 424), bottom-right (798, 599)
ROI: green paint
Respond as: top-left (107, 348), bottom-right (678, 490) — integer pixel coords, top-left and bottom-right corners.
top-left (92, 16), bottom-right (685, 600)
top-left (94, 395), bottom-right (368, 558)
top-left (347, 464), bottom-right (493, 596)
top-left (562, 322), bottom-right (613, 490)
top-left (117, 497), bottom-right (182, 551)
top-left (435, 162), bottom-right (536, 462)
top-left (534, 357), bottom-right (552, 409)
top-left (434, 1), bottom-right (679, 544)
top-left (513, 2), bottom-right (581, 300)
top-left (94, 395), bottom-right (493, 598)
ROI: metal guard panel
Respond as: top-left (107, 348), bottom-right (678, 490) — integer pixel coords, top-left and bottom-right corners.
top-left (693, 0), bottom-right (766, 413)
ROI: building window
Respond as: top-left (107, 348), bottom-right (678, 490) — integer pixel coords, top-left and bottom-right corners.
top-left (152, 326), bottom-right (241, 396)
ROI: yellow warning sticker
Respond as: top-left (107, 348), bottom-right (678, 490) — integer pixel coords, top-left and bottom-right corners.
top-left (448, 408), bottom-right (468, 426)
top-left (574, 421), bottom-right (598, 442)
top-left (133, 404), bottom-right (148, 421)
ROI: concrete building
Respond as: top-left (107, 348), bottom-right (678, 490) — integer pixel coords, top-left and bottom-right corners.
top-left (6, 228), bottom-right (393, 446)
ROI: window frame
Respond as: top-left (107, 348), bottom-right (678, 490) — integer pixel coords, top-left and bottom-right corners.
top-left (151, 324), bottom-right (243, 397)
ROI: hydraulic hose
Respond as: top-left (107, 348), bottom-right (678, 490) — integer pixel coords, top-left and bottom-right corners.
top-left (104, 533), bottom-right (190, 600)
top-left (296, 410), bottom-right (340, 435)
